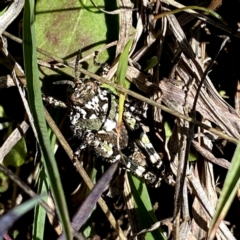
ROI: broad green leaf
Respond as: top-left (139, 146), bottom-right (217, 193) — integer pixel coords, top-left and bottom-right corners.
top-left (23, 1), bottom-right (72, 239)
top-left (35, 0), bottom-right (118, 78)
top-left (209, 141), bottom-right (240, 239)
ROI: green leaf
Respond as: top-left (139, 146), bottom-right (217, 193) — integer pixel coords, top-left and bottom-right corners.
top-left (0, 195), bottom-right (44, 237)
top-left (116, 39), bottom-right (134, 87)
top-left (209, 141), bottom-right (240, 239)
top-left (144, 56), bottom-right (159, 71)
top-left (0, 105), bottom-right (6, 118)
top-left (32, 169), bottom-right (48, 240)
top-left (0, 105), bottom-right (10, 130)
top-left (0, 172), bottom-right (9, 193)
top-left (4, 123), bottom-right (27, 167)
top-left (128, 174), bottom-right (166, 240)
top-left (23, 1), bottom-right (72, 239)
top-left (3, 136), bottom-right (27, 167)
top-left (115, 39), bottom-right (133, 141)
top-left (0, 5), bottom-right (8, 16)
top-left (188, 152), bottom-right (197, 162)
top-left (164, 121), bottom-right (172, 140)
top-left (35, 0), bottom-right (118, 77)
top-left (164, 122), bottom-right (196, 161)
top-left (101, 83), bottom-right (119, 95)
top-left (33, 126), bottom-right (56, 240)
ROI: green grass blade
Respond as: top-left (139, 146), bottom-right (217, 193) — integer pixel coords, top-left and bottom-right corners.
top-left (33, 127), bottom-right (57, 239)
top-left (129, 174), bottom-right (166, 240)
top-left (0, 195), bottom-right (43, 237)
top-left (23, 1), bottom-right (72, 239)
top-left (32, 169), bottom-right (48, 240)
top-left (209, 141), bottom-right (240, 239)
top-left (115, 39), bottom-right (133, 142)
top-left (116, 39), bottom-right (133, 87)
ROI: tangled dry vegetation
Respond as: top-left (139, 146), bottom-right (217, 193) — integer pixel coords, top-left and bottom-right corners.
top-left (1, 0), bottom-right (240, 239)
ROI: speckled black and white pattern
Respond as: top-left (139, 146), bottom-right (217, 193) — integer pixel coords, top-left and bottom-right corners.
top-left (43, 70), bottom-right (166, 187)
top-left (64, 75), bottom-right (164, 187)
